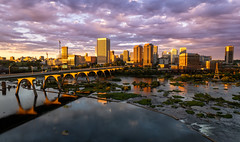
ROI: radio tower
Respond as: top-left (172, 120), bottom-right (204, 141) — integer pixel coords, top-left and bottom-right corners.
top-left (59, 40), bottom-right (61, 54)
top-left (213, 63), bottom-right (220, 80)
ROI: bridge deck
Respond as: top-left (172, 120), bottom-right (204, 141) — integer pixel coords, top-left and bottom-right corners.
top-left (0, 66), bottom-right (123, 80)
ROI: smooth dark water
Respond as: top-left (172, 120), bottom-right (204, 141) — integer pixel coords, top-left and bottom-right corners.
top-left (0, 97), bottom-right (209, 142)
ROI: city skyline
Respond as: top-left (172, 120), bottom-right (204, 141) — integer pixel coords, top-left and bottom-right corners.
top-left (0, 0), bottom-right (239, 59)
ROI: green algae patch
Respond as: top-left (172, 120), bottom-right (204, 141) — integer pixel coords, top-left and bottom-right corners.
top-left (172, 95), bottom-right (184, 99)
top-left (232, 95), bottom-right (240, 101)
top-left (186, 110), bottom-right (195, 115)
top-left (183, 100), bottom-right (205, 107)
top-left (134, 99), bottom-right (152, 106)
top-left (211, 107), bottom-right (220, 111)
top-left (97, 93), bottom-right (140, 101)
top-left (170, 82), bottom-right (184, 87)
top-left (163, 98), bottom-right (183, 105)
top-left (196, 113), bottom-right (205, 118)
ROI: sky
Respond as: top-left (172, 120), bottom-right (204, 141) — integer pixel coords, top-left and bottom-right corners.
top-left (0, 0), bottom-right (239, 60)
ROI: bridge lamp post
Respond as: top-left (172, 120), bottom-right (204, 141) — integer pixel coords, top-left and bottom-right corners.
top-left (8, 65), bottom-right (11, 74)
top-left (31, 66), bottom-right (33, 74)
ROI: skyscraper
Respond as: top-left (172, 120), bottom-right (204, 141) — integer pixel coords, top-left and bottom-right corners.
top-left (170, 49), bottom-right (178, 64)
top-left (162, 51), bottom-right (168, 56)
top-left (110, 51), bottom-right (115, 63)
top-left (153, 45), bottom-right (158, 65)
top-left (62, 46), bottom-right (68, 59)
top-left (97, 38), bottom-right (110, 64)
top-left (179, 47), bottom-right (187, 54)
top-left (133, 45), bottom-right (143, 64)
top-left (123, 50), bottom-right (129, 62)
top-left (130, 52), bottom-right (134, 61)
top-left (225, 46), bottom-right (234, 64)
top-left (143, 43), bottom-right (153, 67)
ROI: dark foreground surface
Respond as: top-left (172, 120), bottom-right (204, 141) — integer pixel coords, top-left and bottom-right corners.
top-left (0, 97), bottom-right (209, 142)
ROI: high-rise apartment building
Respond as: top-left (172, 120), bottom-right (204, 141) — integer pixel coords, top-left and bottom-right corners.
top-left (225, 46), bottom-right (234, 64)
top-left (62, 46), bottom-right (68, 59)
top-left (170, 49), bottom-right (178, 64)
top-left (96, 38), bottom-right (110, 64)
top-left (133, 45), bottom-right (143, 64)
top-left (153, 45), bottom-right (158, 65)
top-left (179, 47), bottom-right (187, 54)
top-left (123, 50), bottom-right (129, 62)
top-left (143, 43), bottom-right (153, 67)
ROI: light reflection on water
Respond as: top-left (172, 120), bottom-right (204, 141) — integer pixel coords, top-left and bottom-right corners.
top-left (0, 97), bottom-right (209, 142)
top-left (113, 77), bottom-right (240, 101)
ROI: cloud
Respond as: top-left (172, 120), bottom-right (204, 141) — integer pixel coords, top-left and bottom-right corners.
top-left (0, 0), bottom-right (239, 59)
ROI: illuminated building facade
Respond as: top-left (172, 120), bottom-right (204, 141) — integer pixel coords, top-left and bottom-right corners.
top-left (61, 46), bottom-right (68, 59)
top-left (133, 45), bottom-right (143, 64)
top-left (97, 38), bottom-right (110, 64)
top-left (225, 46), bottom-right (234, 64)
top-left (143, 43), bottom-right (153, 67)
top-left (179, 53), bottom-right (200, 70)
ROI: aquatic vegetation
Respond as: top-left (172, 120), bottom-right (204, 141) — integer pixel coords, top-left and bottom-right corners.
top-left (163, 98), bottom-right (183, 105)
top-left (163, 91), bottom-right (170, 97)
top-left (157, 89), bottom-right (164, 92)
top-left (217, 114), bottom-right (232, 119)
top-left (172, 89), bottom-right (182, 92)
top-left (97, 93), bottom-right (140, 101)
top-left (150, 81), bottom-right (160, 88)
top-left (233, 111), bottom-right (240, 115)
top-left (232, 95), bottom-right (240, 101)
top-left (206, 113), bottom-right (215, 118)
top-left (211, 107), bottom-right (220, 111)
top-left (170, 82), bottom-right (184, 87)
top-left (182, 100), bottom-right (205, 107)
top-left (123, 83), bottom-right (130, 85)
top-left (196, 113), bottom-right (205, 118)
top-left (82, 82), bottom-right (123, 93)
top-left (132, 81), bottom-right (149, 88)
top-left (122, 86), bottom-right (131, 91)
top-left (134, 99), bottom-right (152, 106)
top-left (171, 105), bottom-right (178, 109)
top-left (150, 105), bottom-right (156, 108)
top-left (185, 110), bottom-right (195, 115)
top-left (172, 95), bottom-right (184, 99)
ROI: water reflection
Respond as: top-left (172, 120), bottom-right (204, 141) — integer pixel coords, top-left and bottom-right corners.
top-left (97, 97), bottom-right (108, 105)
top-left (43, 90), bottom-right (61, 105)
top-left (0, 98), bottom-right (209, 142)
top-left (16, 90), bottom-right (37, 115)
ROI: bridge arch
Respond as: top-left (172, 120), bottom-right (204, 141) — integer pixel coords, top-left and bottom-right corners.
top-left (15, 77), bottom-right (38, 115)
top-left (62, 73), bottom-right (78, 84)
top-left (15, 77), bottom-right (37, 97)
top-left (43, 75), bottom-right (62, 90)
top-left (76, 72), bottom-right (91, 82)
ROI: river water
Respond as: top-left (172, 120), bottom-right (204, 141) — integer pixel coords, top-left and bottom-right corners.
top-left (1, 76), bottom-right (239, 141)
top-left (0, 97), bottom-right (209, 142)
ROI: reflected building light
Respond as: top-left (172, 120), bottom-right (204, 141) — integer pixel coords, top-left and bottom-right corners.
top-left (97, 97), bottom-right (108, 105)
